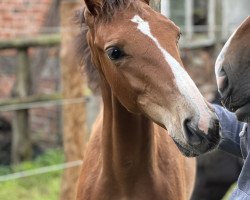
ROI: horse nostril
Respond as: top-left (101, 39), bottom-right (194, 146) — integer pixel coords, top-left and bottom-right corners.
top-left (183, 119), bottom-right (203, 146)
top-left (217, 67), bottom-right (230, 95)
top-left (218, 66), bottom-right (226, 77)
top-left (219, 76), bottom-right (229, 94)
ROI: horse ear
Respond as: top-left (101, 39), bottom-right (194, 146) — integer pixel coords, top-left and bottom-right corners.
top-left (83, 0), bottom-right (102, 16)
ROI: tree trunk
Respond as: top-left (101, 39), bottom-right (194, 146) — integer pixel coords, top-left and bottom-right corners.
top-left (60, 1), bottom-right (86, 199)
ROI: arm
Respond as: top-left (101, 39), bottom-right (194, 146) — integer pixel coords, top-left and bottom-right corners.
top-left (213, 104), bottom-right (244, 157)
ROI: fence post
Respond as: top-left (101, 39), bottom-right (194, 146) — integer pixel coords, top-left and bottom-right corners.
top-left (150, 0), bottom-right (161, 11)
top-left (208, 0), bottom-right (216, 40)
top-left (11, 48), bottom-right (32, 164)
top-left (161, 0), bottom-right (170, 18)
top-left (60, 1), bottom-right (86, 199)
top-left (214, 0), bottom-right (223, 56)
top-left (185, 0), bottom-right (194, 41)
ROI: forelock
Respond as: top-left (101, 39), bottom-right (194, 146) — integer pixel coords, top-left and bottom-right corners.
top-left (96, 0), bottom-right (135, 21)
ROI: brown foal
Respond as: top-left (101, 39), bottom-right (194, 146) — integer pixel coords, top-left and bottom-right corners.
top-left (76, 0), bottom-right (220, 199)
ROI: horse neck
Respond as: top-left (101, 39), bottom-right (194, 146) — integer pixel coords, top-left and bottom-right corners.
top-left (100, 82), bottom-right (155, 185)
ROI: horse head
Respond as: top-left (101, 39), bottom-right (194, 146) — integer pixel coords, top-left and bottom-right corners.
top-left (79, 0), bottom-right (220, 156)
top-left (215, 16), bottom-right (250, 122)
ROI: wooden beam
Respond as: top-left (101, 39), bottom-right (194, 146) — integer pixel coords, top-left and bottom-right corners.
top-left (0, 93), bottom-right (61, 106)
top-left (180, 39), bottom-right (215, 49)
top-left (0, 93), bottom-right (63, 111)
top-left (161, 0), bottom-right (170, 18)
top-left (185, 0), bottom-right (194, 41)
top-left (208, 0), bottom-right (216, 40)
top-left (0, 34), bottom-right (60, 50)
top-left (11, 48), bottom-right (32, 164)
top-left (150, 0), bottom-right (161, 11)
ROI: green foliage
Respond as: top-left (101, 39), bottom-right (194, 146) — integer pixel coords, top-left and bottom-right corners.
top-left (222, 183), bottom-right (237, 200)
top-left (0, 149), bottom-right (64, 200)
top-left (0, 149), bottom-right (236, 200)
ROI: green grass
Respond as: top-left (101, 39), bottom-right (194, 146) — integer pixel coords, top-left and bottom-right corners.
top-left (0, 149), bottom-right (64, 200)
top-left (222, 183), bottom-right (237, 200)
top-left (0, 149), bottom-right (237, 200)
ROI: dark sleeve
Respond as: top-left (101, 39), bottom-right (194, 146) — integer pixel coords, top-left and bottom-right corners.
top-left (213, 104), bottom-right (244, 157)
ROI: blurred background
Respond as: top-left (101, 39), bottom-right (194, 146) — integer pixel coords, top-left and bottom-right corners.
top-left (0, 0), bottom-right (249, 199)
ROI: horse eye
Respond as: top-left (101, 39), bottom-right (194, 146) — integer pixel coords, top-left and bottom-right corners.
top-left (106, 47), bottom-right (124, 60)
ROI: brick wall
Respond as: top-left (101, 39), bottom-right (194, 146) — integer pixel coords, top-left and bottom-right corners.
top-left (0, 0), bottom-right (62, 156)
top-left (0, 0), bottom-right (53, 39)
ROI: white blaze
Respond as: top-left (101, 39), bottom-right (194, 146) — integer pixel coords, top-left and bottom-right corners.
top-left (131, 15), bottom-right (210, 133)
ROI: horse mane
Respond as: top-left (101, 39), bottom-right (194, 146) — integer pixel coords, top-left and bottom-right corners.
top-left (74, 9), bottom-right (101, 94)
top-left (99, 0), bottom-right (133, 19)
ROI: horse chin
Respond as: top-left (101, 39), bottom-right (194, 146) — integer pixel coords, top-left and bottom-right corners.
top-left (235, 102), bottom-right (250, 123)
top-left (173, 141), bottom-right (200, 157)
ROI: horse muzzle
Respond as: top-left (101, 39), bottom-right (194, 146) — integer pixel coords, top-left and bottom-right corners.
top-left (179, 117), bottom-right (220, 157)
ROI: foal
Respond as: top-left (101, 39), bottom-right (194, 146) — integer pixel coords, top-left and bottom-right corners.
top-left (76, 0), bottom-right (220, 199)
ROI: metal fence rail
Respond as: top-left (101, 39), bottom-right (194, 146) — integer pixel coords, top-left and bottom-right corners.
top-left (0, 160), bottom-right (82, 182)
